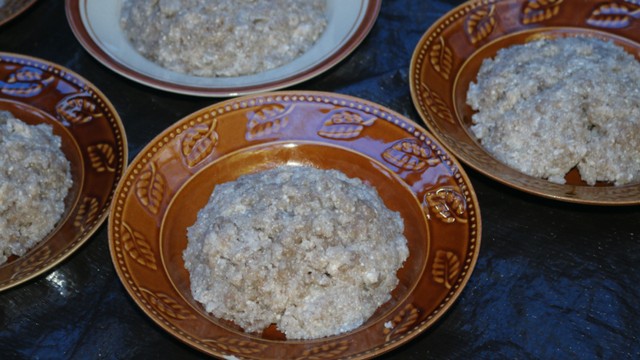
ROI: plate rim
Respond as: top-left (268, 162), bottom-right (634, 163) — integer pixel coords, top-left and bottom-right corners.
top-left (409, 0), bottom-right (640, 206)
top-left (0, 0), bottom-right (37, 27)
top-left (0, 51), bottom-right (129, 291)
top-left (107, 90), bottom-right (482, 359)
top-left (65, 0), bottom-right (382, 97)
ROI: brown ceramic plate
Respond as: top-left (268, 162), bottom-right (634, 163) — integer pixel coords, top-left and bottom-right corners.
top-left (0, 0), bottom-right (36, 26)
top-left (410, 0), bottom-right (640, 205)
top-left (0, 53), bottom-right (128, 291)
top-left (65, 0), bottom-right (381, 97)
top-left (108, 91), bottom-right (481, 359)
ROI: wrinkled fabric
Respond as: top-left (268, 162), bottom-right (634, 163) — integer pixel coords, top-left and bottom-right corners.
top-left (0, 0), bottom-right (638, 359)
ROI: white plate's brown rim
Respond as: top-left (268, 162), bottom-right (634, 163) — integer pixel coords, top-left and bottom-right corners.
top-left (65, 0), bottom-right (382, 97)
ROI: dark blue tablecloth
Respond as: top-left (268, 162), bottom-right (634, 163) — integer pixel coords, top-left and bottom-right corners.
top-left (0, 0), bottom-right (639, 359)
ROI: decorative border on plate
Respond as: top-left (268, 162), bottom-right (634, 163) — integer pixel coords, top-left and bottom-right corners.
top-left (110, 92), bottom-right (480, 359)
top-left (0, 53), bottom-right (128, 290)
top-left (410, 0), bottom-right (640, 205)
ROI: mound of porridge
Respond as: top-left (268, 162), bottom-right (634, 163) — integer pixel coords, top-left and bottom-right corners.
top-left (466, 36), bottom-right (640, 185)
top-left (183, 166), bottom-right (409, 339)
top-left (0, 111), bottom-right (72, 265)
top-left (120, 0), bottom-right (327, 77)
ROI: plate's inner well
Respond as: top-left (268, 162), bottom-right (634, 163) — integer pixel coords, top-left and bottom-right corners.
top-left (161, 142), bottom-right (429, 340)
top-left (0, 99), bottom-right (84, 264)
top-left (453, 28), bottom-right (640, 187)
top-left (72, 0), bottom-right (379, 95)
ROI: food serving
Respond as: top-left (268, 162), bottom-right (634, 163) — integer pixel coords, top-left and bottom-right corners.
top-left (183, 165), bottom-right (409, 339)
top-left (120, 0), bottom-right (327, 77)
top-left (0, 110), bottom-right (72, 265)
top-left (0, 52), bottom-right (127, 291)
top-left (109, 91), bottom-right (480, 358)
top-left (466, 36), bottom-right (640, 186)
top-left (410, 0), bottom-right (640, 204)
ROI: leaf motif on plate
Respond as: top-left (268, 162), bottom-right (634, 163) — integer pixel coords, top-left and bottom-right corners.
top-left (202, 337), bottom-right (268, 355)
top-left (432, 250), bottom-right (461, 289)
top-left (181, 118), bottom-right (218, 167)
top-left (135, 162), bottom-right (165, 215)
top-left (122, 222), bottom-right (157, 270)
top-left (429, 36), bottom-right (453, 80)
top-left (383, 303), bottom-right (421, 341)
top-left (586, 1), bottom-right (640, 28)
top-left (317, 109), bottom-right (376, 140)
top-left (465, 4), bottom-right (497, 44)
top-left (11, 66), bottom-right (45, 82)
top-left (73, 197), bottom-right (100, 230)
top-left (87, 143), bottom-right (116, 173)
top-left (10, 246), bottom-right (52, 280)
top-left (382, 139), bottom-right (440, 171)
top-left (140, 288), bottom-right (195, 320)
top-left (420, 83), bottom-right (455, 124)
top-left (424, 188), bottom-right (467, 224)
top-left (296, 340), bottom-right (350, 360)
top-left (246, 103), bottom-right (293, 140)
top-left (522, 0), bottom-right (564, 24)
top-left (0, 66), bottom-right (54, 98)
top-left (55, 94), bottom-right (104, 125)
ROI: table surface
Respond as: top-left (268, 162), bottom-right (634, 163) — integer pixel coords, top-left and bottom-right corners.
top-left (1, 1), bottom-right (639, 359)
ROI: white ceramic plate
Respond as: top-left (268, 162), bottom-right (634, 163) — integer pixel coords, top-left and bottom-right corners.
top-left (66, 0), bottom-right (381, 97)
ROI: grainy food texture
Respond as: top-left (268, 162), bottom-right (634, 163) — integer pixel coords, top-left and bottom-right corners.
top-left (0, 111), bottom-right (72, 264)
top-left (183, 166), bottom-right (409, 339)
top-left (120, 0), bottom-right (327, 77)
top-left (467, 36), bottom-right (640, 185)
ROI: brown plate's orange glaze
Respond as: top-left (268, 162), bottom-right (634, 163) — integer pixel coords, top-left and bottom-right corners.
top-left (0, 53), bottom-right (127, 291)
top-left (0, 0), bottom-right (37, 26)
top-left (410, 0), bottom-right (640, 205)
top-left (108, 91), bottom-right (481, 359)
